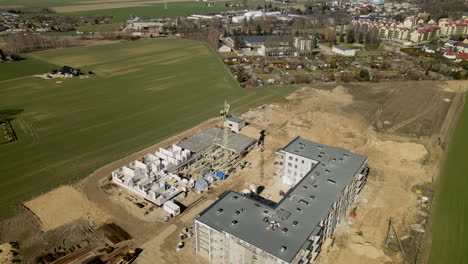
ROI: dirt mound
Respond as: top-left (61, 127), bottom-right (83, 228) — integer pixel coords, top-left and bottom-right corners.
top-left (23, 186), bottom-right (108, 231)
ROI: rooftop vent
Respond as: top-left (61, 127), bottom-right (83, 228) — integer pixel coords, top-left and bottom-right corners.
top-left (232, 220), bottom-right (238, 226)
top-left (313, 185), bottom-right (318, 188)
top-left (282, 228), bottom-right (288, 233)
top-left (235, 210), bottom-right (240, 215)
top-left (263, 210), bottom-right (269, 214)
top-left (296, 208), bottom-right (302, 212)
top-left (302, 185), bottom-right (308, 189)
top-left (280, 246), bottom-right (287, 252)
top-left (327, 179), bottom-right (336, 184)
top-left (310, 195), bottom-right (316, 199)
top-left (217, 208), bottom-right (224, 214)
top-left (325, 169), bottom-right (331, 173)
top-left (292, 220), bottom-right (298, 227)
top-left (299, 199), bottom-right (309, 205)
top-left (318, 154), bottom-right (323, 158)
top-left (318, 146), bottom-right (323, 149)
top-left (343, 154), bottom-right (349, 158)
top-left (232, 195), bottom-right (238, 200)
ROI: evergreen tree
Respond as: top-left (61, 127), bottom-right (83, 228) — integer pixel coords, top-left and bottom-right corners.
top-left (256, 24), bottom-right (262, 35)
top-left (347, 29), bottom-right (355, 43)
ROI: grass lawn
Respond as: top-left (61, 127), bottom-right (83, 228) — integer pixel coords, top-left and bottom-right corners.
top-left (0, 56), bottom-right (57, 81)
top-left (0, 38), bottom-right (298, 220)
top-left (428, 95), bottom-right (468, 264)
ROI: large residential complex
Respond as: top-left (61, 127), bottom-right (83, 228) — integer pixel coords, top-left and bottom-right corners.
top-left (353, 16), bottom-right (468, 43)
top-left (194, 137), bottom-right (369, 264)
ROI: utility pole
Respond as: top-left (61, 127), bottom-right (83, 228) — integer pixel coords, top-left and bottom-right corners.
top-left (385, 217), bottom-right (405, 255)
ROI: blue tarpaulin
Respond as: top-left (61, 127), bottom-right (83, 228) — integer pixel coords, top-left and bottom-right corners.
top-left (214, 171), bottom-right (227, 180)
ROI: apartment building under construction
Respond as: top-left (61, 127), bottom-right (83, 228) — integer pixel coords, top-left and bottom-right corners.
top-left (194, 136), bottom-right (369, 264)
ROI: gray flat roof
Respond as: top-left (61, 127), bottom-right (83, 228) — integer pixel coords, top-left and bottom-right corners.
top-left (333, 45), bottom-right (354, 51)
top-left (239, 35), bottom-right (291, 44)
top-left (226, 116), bottom-right (244, 123)
top-left (176, 127), bottom-right (256, 154)
top-left (196, 137), bottom-right (367, 263)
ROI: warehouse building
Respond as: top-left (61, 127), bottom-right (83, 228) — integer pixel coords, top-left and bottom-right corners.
top-left (194, 137), bottom-right (369, 264)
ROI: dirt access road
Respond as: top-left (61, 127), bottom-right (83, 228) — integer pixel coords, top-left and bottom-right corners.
top-left (2, 80), bottom-right (465, 264)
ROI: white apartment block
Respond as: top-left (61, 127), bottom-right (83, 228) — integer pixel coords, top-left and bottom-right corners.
top-left (294, 37), bottom-right (313, 52)
top-left (194, 137), bottom-right (369, 264)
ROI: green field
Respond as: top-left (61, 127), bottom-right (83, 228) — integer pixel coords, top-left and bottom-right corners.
top-left (0, 38), bottom-right (298, 220)
top-left (58, 0), bottom-right (290, 23)
top-left (62, 2), bottom-right (239, 22)
top-left (1, 0), bottom-right (292, 22)
top-left (429, 96), bottom-right (468, 264)
top-left (0, 56), bottom-right (57, 81)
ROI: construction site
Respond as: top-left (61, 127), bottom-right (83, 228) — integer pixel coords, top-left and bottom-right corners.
top-left (105, 102), bottom-right (258, 222)
top-left (0, 81), bottom-right (465, 264)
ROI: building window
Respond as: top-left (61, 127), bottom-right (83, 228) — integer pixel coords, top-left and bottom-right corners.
top-left (288, 162), bottom-right (292, 167)
top-left (295, 158), bottom-right (298, 162)
top-left (302, 160), bottom-right (305, 164)
top-left (289, 156), bottom-right (293, 161)
top-left (294, 165), bottom-right (297, 169)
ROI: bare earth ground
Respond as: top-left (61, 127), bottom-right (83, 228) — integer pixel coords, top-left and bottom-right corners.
top-left (0, 243), bottom-right (16, 264)
top-left (1, 81), bottom-right (466, 264)
top-left (22, 186), bottom-right (109, 232)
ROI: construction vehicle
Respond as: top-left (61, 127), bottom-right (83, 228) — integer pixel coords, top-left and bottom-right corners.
top-left (120, 248), bottom-right (142, 263)
top-left (349, 206), bottom-right (357, 218)
top-left (176, 242), bottom-right (184, 251)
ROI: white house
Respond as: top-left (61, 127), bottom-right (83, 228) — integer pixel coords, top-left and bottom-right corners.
top-left (224, 116), bottom-right (246, 133)
top-left (218, 44), bottom-right (232, 53)
top-left (332, 45), bottom-right (357, 57)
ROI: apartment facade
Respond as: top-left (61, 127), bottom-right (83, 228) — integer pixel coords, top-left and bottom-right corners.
top-left (194, 137), bottom-right (369, 264)
top-left (439, 19), bottom-right (468, 36)
top-left (410, 26), bottom-right (440, 43)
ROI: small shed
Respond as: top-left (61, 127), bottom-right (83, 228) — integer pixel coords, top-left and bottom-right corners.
top-left (224, 116), bottom-right (246, 133)
top-left (163, 200), bottom-right (181, 216)
top-left (195, 179), bottom-right (209, 193)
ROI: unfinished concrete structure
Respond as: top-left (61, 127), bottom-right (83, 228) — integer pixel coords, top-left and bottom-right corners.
top-left (194, 137), bottom-right (369, 264)
top-left (111, 144), bottom-right (191, 206)
top-left (111, 128), bottom-right (257, 207)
